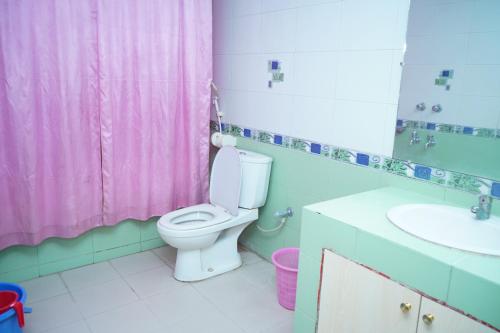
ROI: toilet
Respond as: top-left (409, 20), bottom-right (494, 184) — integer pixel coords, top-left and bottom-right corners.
top-left (157, 146), bottom-right (272, 281)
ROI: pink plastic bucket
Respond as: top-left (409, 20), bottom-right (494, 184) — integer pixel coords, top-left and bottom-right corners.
top-left (272, 247), bottom-right (300, 310)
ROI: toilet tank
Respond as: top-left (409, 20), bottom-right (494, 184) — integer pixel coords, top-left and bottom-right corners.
top-left (237, 149), bottom-right (272, 209)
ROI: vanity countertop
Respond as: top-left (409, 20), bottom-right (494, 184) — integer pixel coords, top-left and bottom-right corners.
top-left (303, 187), bottom-right (500, 329)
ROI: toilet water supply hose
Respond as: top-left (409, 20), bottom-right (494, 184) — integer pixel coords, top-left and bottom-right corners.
top-left (256, 207), bottom-right (294, 233)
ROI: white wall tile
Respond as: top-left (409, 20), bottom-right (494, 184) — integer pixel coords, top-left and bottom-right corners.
top-left (231, 54), bottom-right (268, 91)
top-left (340, 0), bottom-right (409, 50)
top-left (212, 0), bottom-right (411, 157)
top-left (233, 0), bottom-right (262, 17)
top-left (336, 50), bottom-right (394, 103)
top-left (331, 101), bottom-right (395, 155)
top-left (461, 65), bottom-right (500, 97)
top-left (213, 0), bottom-right (233, 21)
top-left (232, 15), bottom-right (262, 54)
top-left (407, 1), bottom-right (473, 36)
top-left (213, 54), bottom-right (233, 89)
top-left (404, 34), bottom-right (468, 65)
top-left (467, 32), bottom-right (500, 64)
top-left (471, 0), bottom-right (500, 33)
top-left (291, 96), bottom-right (335, 144)
top-left (213, 18), bottom-right (233, 55)
top-left (295, 2), bottom-right (341, 52)
top-left (262, 9), bottom-right (297, 53)
top-left (261, 0), bottom-right (298, 13)
top-left (293, 52), bottom-right (338, 98)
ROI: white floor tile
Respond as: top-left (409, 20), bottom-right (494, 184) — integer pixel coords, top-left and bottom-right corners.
top-left (261, 318), bottom-right (294, 333)
top-left (86, 301), bottom-right (164, 333)
top-left (191, 269), bottom-right (258, 310)
top-left (166, 305), bottom-right (245, 333)
top-left (239, 260), bottom-right (276, 291)
top-left (110, 251), bottom-right (165, 276)
top-left (218, 290), bottom-right (294, 333)
top-left (60, 262), bottom-right (121, 291)
top-left (43, 320), bottom-right (91, 333)
top-left (23, 274), bottom-right (67, 304)
top-left (124, 265), bottom-right (184, 298)
top-left (24, 294), bottom-right (83, 333)
top-left (71, 279), bottom-right (138, 317)
top-left (240, 250), bottom-right (263, 266)
top-left (152, 245), bottom-right (177, 267)
top-left (144, 285), bottom-right (214, 328)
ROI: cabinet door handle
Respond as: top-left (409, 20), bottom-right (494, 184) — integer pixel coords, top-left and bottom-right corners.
top-left (422, 314), bottom-right (435, 325)
top-left (400, 303), bottom-right (412, 313)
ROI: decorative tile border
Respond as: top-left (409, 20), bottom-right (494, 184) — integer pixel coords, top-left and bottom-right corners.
top-left (397, 119), bottom-right (500, 139)
top-left (211, 121), bottom-right (500, 200)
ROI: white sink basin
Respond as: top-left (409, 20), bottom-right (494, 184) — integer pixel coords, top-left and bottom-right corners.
top-left (387, 204), bottom-right (500, 256)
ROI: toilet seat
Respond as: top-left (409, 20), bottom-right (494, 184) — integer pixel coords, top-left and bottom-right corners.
top-left (158, 204), bottom-right (231, 231)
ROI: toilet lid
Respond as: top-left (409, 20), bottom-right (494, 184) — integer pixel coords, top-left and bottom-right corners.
top-left (210, 146), bottom-right (241, 216)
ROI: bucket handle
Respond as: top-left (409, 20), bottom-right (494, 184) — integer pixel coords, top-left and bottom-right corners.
top-left (12, 301), bottom-right (25, 327)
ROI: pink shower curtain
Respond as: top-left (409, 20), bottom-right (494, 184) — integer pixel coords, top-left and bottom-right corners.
top-left (0, 0), bottom-right (211, 250)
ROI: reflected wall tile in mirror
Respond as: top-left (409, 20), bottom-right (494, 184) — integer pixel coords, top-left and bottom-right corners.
top-left (407, 0), bottom-right (473, 36)
top-left (404, 34), bottom-right (468, 66)
top-left (471, 0), bottom-right (500, 33)
top-left (466, 32), bottom-right (500, 65)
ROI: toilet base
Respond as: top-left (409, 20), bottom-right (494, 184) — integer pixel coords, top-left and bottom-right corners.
top-left (173, 221), bottom-right (252, 282)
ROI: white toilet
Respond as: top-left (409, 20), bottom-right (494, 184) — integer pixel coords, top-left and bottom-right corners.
top-left (157, 146), bottom-right (272, 281)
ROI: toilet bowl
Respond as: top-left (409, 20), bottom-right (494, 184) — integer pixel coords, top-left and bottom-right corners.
top-left (157, 146), bottom-right (272, 281)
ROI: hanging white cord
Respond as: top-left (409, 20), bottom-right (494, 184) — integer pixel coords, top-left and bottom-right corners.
top-left (256, 217), bottom-right (287, 233)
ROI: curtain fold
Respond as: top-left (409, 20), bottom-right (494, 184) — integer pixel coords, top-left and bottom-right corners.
top-left (0, 0), bottom-right (211, 250)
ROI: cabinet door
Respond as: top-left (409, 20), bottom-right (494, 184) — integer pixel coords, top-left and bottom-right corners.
top-left (417, 298), bottom-right (496, 333)
top-left (317, 250), bottom-right (421, 333)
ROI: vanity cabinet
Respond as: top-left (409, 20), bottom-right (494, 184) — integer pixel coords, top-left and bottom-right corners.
top-left (317, 250), bottom-right (496, 333)
top-left (417, 298), bottom-right (495, 333)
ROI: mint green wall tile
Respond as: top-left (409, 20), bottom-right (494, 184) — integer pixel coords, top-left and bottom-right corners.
top-left (293, 309), bottom-right (317, 333)
top-left (37, 231), bottom-right (93, 264)
top-left (140, 217), bottom-right (160, 241)
top-left (141, 238), bottom-right (165, 251)
top-left (282, 225), bottom-right (301, 248)
top-left (294, 252), bottom-right (321, 320)
top-left (394, 129), bottom-right (500, 180)
top-left (300, 210), bottom-right (357, 260)
top-left (0, 246), bottom-right (38, 273)
top-left (0, 267), bottom-right (39, 283)
top-left (94, 243), bottom-right (141, 263)
top-left (382, 173), bottom-right (446, 200)
top-left (93, 220), bottom-right (141, 251)
top-left (355, 231), bottom-right (451, 300)
top-left (39, 254), bottom-right (93, 276)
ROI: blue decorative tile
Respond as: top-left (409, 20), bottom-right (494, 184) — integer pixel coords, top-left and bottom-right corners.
top-left (426, 123), bottom-right (436, 130)
top-left (243, 128), bottom-right (251, 138)
top-left (492, 183), bottom-right (500, 198)
top-left (396, 119), bottom-right (403, 127)
top-left (356, 153), bottom-right (370, 166)
top-left (414, 165), bottom-right (432, 180)
top-left (463, 127), bottom-right (474, 135)
top-left (212, 120), bottom-right (500, 201)
top-left (221, 123), bottom-right (226, 131)
top-left (311, 143), bottom-right (321, 154)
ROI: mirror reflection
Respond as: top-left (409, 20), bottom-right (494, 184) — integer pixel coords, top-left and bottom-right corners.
top-left (394, 0), bottom-right (500, 180)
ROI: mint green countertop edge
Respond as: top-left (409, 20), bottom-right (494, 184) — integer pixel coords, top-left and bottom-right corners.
top-left (303, 187), bottom-right (500, 329)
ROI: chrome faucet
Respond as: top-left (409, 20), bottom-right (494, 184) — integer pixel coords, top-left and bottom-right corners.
top-left (410, 130), bottom-right (421, 145)
top-left (471, 195), bottom-right (492, 220)
top-left (425, 135), bottom-right (436, 149)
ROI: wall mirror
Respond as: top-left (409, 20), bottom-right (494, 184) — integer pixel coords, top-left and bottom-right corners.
top-left (394, 0), bottom-right (500, 181)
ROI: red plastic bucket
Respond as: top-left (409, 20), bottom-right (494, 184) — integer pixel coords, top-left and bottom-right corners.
top-left (0, 291), bottom-right (24, 328)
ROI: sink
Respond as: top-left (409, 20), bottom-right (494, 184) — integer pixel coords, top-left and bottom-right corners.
top-left (387, 204), bottom-right (500, 256)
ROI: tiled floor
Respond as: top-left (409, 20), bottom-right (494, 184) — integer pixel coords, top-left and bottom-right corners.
top-left (20, 246), bottom-right (293, 333)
